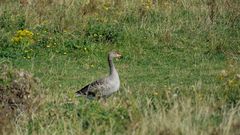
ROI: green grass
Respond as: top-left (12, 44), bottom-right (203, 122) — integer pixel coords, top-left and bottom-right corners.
top-left (1, 0), bottom-right (240, 135)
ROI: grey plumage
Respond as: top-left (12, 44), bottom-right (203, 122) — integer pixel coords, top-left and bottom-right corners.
top-left (76, 51), bottom-right (121, 99)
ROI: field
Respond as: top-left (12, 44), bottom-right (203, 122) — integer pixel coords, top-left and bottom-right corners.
top-left (0, 0), bottom-right (240, 135)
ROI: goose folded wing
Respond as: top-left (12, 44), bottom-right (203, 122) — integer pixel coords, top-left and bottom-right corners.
top-left (76, 79), bottom-right (105, 97)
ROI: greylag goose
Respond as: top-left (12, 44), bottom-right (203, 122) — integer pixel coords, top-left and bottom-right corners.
top-left (76, 51), bottom-right (121, 99)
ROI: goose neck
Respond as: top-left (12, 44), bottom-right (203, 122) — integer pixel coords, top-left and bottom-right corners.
top-left (108, 56), bottom-right (116, 75)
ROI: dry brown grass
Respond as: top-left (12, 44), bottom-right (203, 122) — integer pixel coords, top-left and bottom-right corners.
top-left (0, 64), bottom-right (41, 134)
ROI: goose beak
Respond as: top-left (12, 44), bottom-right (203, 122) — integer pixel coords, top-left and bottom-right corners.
top-left (115, 52), bottom-right (122, 61)
top-left (116, 52), bottom-right (122, 59)
top-left (116, 53), bottom-right (122, 58)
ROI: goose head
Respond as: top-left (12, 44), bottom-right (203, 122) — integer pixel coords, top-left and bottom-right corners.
top-left (109, 51), bottom-right (122, 59)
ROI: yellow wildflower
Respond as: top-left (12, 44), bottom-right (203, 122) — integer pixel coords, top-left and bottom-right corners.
top-left (146, 5), bottom-right (150, 9)
top-left (104, 7), bottom-right (109, 11)
top-left (17, 29), bottom-right (33, 38)
top-left (11, 37), bottom-right (22, 43)
top-left (12, 29), bottom-right (34, 45)
top-left (228, 79), bottom-right (236, 87)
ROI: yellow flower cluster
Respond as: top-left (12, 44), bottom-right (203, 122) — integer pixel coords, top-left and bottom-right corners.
top-left (17, 29), bottom-right (33, 38)
top-left (11, 29), bottom-right (34, 44)
top-left (142, 0), bottom-right (153, 10)
top-left (11, 37), bottom-right (22, 43)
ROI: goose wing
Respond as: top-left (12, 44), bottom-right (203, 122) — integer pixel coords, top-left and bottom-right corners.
top-left (76, 78), bottom-right (105, 97)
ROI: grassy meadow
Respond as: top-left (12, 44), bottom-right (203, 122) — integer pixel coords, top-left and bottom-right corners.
top-left (0, 0), bottom-right (240, 134)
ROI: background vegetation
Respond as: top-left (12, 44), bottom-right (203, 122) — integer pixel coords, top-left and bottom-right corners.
top-left (0, 0), bottom-right (240, 134)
